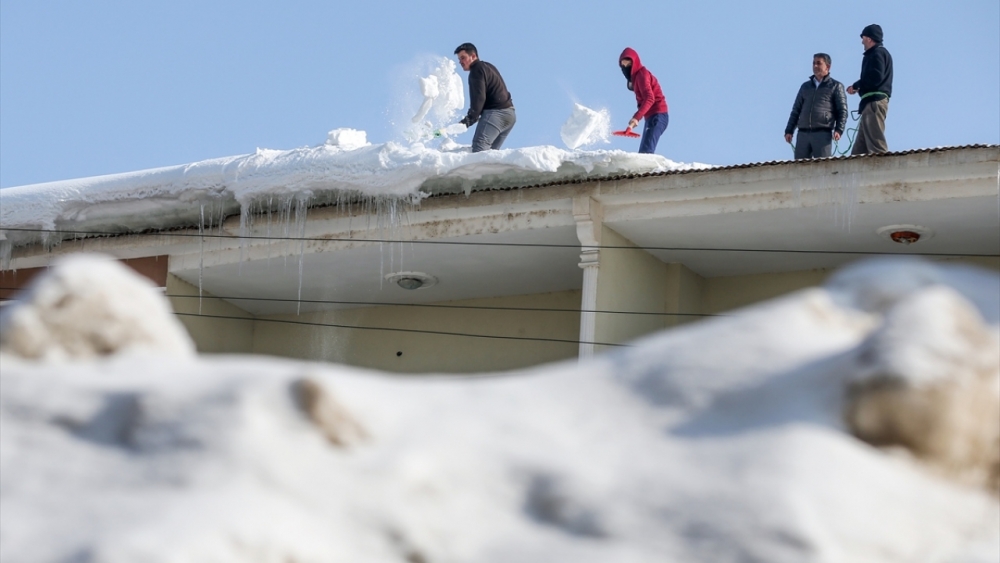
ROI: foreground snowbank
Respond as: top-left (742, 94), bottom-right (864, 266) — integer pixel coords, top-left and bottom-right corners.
top-left (1, 257), bottom-right (997, 562)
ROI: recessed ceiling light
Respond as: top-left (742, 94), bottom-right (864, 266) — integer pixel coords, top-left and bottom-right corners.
top-left (384, 271), bottom-right (437, 290)
top-left (876, 224), bottom-right (934, 245)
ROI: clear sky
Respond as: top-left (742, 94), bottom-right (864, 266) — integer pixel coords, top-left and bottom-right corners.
top-left (1, 0), bottom-right (997, 188)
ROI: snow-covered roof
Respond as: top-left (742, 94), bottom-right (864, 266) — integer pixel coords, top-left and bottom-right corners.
top-left (0, 134), bottom-right (709, 254)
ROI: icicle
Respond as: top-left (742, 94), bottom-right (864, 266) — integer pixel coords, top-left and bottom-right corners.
top-left (0, 232), bottom-right (11, 272)
top-left (294, 195), bottom-right (309, 315)
top-left (198, 204), bottom-right (205, 315)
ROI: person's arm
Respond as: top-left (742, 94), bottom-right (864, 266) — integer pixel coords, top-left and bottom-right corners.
top-left (460, 65), bottom-right (486, 127)
top-left (833, 82), bottom-right (848, 135)
top-left (631, 69), bottom-right (656, 122)
top-left (785, 84), bottom-right (805, 140)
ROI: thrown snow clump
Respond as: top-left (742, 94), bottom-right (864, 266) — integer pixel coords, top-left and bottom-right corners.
top-left (325, 128), bottom-right (369, 150)
top-left (561, 103), bottom-right (611, 149)
top-left (0, 254), bottom-right (195, 360)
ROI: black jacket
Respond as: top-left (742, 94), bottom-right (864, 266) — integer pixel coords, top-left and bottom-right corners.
top-left (785, 75), bottom-right (848, 135)
top-left (460, 60), bottom-right (513, 127)
top-left (852, 44), bottom-right (893, 112)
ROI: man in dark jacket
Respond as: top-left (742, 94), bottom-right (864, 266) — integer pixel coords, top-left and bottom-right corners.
top-left (454, 43), bottom-right (515, 152)
top-left (847, 24), bottom-right (893, 154)
top-left (785, 53), bottom-right (848, 159)
top-left (619, 47), bottom-right (669, 154)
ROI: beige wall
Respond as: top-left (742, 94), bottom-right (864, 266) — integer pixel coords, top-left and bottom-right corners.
top-left (166, 274), bottom-right (255, 354)
top-left (252, 290), bottom-right (581, 373)
top-left (703, 269), bottom-right (831, 314)
top-left (594, 226), bottom-right (668, 352)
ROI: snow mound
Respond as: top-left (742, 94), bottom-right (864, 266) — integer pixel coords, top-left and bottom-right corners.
top-left (560, 103), bottom-right (611, 149)
top-left (3, 258), bottom-right (995, 561)
top-left (0, 254), bottom-right (195, 360)
top-left (846, 285), bottom-right (1000, 490)
top-left (324, 128), bottom-right (369, 150)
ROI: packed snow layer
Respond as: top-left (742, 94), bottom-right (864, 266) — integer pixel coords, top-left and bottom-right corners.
top-left (561, 103), bottom-right (612, 149)
top-left (1, 257), bottom-right (998, 562)
top-left (0, 140), bottom-right (710, 251)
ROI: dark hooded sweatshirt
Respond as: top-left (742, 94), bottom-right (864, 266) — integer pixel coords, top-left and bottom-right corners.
top-left (619, 48), bottom-right (668, 121)
top-left (459, 60), bottom-right (513, 127)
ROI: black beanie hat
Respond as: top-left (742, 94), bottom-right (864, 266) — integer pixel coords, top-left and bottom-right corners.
top-left (861, 24), bottom-right (883, 43)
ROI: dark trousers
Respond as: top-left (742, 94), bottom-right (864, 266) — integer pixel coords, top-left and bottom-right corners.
top-left (638, 112), bottom-right (669, 154)
top-left (794, 130), bottom-right (833, 159)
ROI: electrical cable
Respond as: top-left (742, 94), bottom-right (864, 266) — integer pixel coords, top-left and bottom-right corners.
top-left (0, 288), bottom-right (725, 318)
top-left (172, 311), bottom-right (632, 348)
top-left (1, 227), bottom-right (995, 258)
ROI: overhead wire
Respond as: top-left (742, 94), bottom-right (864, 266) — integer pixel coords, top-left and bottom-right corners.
top-left (1, 227), bottom-right (995, 258)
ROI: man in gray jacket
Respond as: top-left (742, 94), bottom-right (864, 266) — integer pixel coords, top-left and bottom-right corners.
top-left (784, 53), bottom-right (848, 159)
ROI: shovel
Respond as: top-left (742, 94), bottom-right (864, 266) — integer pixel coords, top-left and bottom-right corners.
top-left (612, 127), bottom-right (640, 138)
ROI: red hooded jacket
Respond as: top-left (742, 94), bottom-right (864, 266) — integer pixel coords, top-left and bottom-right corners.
top-left (619, 48), bottom-right (668, 121)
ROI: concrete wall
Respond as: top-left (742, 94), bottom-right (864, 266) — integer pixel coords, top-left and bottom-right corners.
top-left (252, 290), bottom-right (581, 373)
top-left (166, 274), bottom-right (255, 354)
top-left (703, 269), bottom-right (831, 314)
top-left (593, 226), bottom-right (668, 353)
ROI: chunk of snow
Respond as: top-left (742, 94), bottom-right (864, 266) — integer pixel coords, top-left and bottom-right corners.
top-left (560, 103), bottom-right (611, 150)
top-left (325, 128), bottom-right (369, 150)
top-left (0, 253), bottom-right (195, 360)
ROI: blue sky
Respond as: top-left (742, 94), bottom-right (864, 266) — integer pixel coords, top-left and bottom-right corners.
top-left (1, 0), bottom-right (997, 188)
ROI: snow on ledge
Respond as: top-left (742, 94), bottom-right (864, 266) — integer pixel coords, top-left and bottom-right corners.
top-left (0, 139), bottom-right (712, 253)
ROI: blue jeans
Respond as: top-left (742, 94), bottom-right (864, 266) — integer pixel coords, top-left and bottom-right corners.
top-left (638, 112), bottom-right (669, 154)
top-left (472, 108), bottom-right (516, 152)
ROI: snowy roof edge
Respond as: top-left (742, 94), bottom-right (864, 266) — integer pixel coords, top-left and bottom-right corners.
top-left (438, 143), bottom-right (1000, 196)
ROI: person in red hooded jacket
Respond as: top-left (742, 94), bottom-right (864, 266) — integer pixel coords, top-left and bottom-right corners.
top-left (619, 48), bottom-right (669, 154)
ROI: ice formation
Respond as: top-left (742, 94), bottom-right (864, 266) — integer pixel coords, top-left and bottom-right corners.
top-left (0, 257), bottom-right (997, 562)
top-left (560, 103), bottom-right (612, 150)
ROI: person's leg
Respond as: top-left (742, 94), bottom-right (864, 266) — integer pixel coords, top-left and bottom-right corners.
top-left (814, 131), bottom-right (833, 158)
top-left (471, 110), bottom-right (501, 153)
top-left (489, 108), bottom-right (516, 149)
top-left (851, 111), bottom-right (870, 155)
top-left (638, 113), bottom-right (669, 154)
top-left (866, 98), bottom-right (889, 153)
top-left (794, 131), bottom-right (811, 159)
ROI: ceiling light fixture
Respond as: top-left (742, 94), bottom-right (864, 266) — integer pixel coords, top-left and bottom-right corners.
top-left (384, 271), bottom-right (437, 290)
top-left (876, 224), bottom-right (934, 245)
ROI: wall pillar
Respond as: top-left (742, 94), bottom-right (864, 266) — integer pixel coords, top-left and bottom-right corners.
top-left (573, 196), bottom-right (603, 359)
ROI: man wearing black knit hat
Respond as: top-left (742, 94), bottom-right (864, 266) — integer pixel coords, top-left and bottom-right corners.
top-left (847, 24), bottom-right (893, 154)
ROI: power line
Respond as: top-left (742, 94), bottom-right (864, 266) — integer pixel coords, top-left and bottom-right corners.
top-left (160, 293), bottom-right (724, 318)
top-left (2, 226), bottom-right (996, 257)
top-left (172, 311), bottom-right (631, 348)
top-left (0, 289), bottom-right (722, 318)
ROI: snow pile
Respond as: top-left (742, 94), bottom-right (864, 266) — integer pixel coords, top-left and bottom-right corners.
top-left (0, 253), bottom-right (195, 360)
top-left (561, 103), bottom-right (611, 149)
top-left (1, 257), bottom-right (998, 562)
top-left (324, 128), bottom-right (369, 150)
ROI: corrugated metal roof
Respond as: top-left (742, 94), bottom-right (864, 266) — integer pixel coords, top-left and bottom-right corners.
top-left (442, 143), bottom-right (1000, 195)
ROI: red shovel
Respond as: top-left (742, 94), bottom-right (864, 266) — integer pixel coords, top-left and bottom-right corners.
top-left (613, 127), bottom-right (640, 138)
